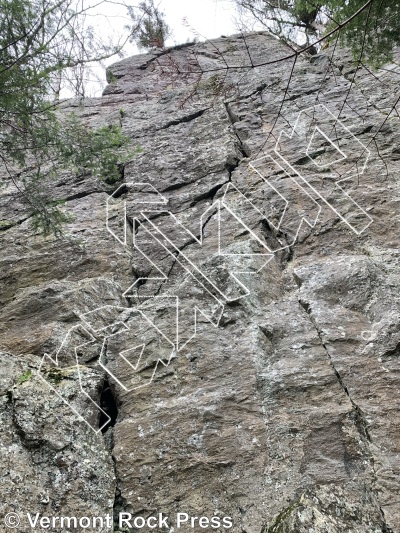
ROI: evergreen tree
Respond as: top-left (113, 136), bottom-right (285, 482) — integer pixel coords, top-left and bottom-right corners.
top-left (232, 0), bottom-right (400, 66)
top-left (128, 0), bottom-right (172, 50)
top-left (325, 0), bottom-right (400, 67)
top-left (0, 0), bottom-right (136, 235)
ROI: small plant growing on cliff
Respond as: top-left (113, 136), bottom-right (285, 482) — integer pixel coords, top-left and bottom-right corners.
top-left (17, 370), bottom-right (32, 385)
top-left (264, 498), bottom-right (301, 532)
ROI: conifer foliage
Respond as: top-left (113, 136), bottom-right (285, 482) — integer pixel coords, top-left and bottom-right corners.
top-left (0, 0), bottom-right (134, 235)
top-left (128, 0), bottom-right (172, 50)
top-left (233, 0), bottom-right (400, 66)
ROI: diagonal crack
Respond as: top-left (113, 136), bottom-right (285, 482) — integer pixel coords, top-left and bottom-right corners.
top-left (158, 108), bottom-right (209, 130)
top-left (298, 297), bottom-right (371, 438)
top-left (153, 236), bottom-right (197, 296)
top-left (297, 295), bottom-right (393, 532)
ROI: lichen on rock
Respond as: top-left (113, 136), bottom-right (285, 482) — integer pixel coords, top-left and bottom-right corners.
top-left (1, 32), bottom-right (400, 532)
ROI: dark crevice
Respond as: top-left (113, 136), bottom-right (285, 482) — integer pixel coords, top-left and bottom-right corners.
top-left (134, 218), bottom-right (141, 234)
top-left (133, 211), bottom-right (167, 231)
top-left (357, 124), bottom-right (374, 135)
top-left (152, 203), bottom-right (218, 295)
top-left (137, 353), bottom-right (170, 374)
top-left (110, 420), bottom-right (129, 531)
top-left (260, 220), bottom-right (293, 266)
top-left (64, 190), bottom-right (99, 202)
top-left (224, 82), bottom-right (270, 108)
top-left (246, 82), bottom-right (268, 99)
top-left (351, 403), bottom-right (372, 443)
top-left (292, 154), bottom-right (314, 166)
top-left (259, 325), bottom-right (277, 350)
top-left (160, 169), bottom-right (223, 193)
top-left (99, 378), bottom-right (119, 433)
top-left (126, 215), bottom-right (134, 233)
top-left (0, 215), bottom-right (31, 231)
top-left (285, 246), bottom-right (294, 263)
top-left (292, 272), bottom-right (303, 288)
top-left (162, 169), bottom-right (232, 208)
top-left (299, 299), bottom-right (311, 315)
top-left (234, 131), bottom-right (250, 157)
top-left (111, 183), bottom-right (129, 199)
top-left (105, 162), bottom-right (125, 185)
top-left (135, 277), bottom-right (148, 288)
top-left (284, 87), bottom-right (320, 102)
top-left (224, 101), bottom-right (251, 158)
top-left (189, 180), bottom-right (229, 207)
top-left (381, 341), bottom-right (400, 360)
top-left (159, 108), bottom-right (208, 130)
top-left (162, 181), bottom-right (192, 193)
top-left (125, 267), bottom-right (152, 307)
top-left (225, 156), bottom-right (240, 182)
top-left (154, 255), bottom-right (179, 295)
top-left (224, 101), bottom-right (240, 125)
top-left (176, 236), bottom-right (198, 254)
top-left (201, 206), bottom-right (218, 236)
top-left (380, 516), bottom-right (394, 533)
top-left (113, 485), bottom-right (128, 531)
top-left (136, 50), bottom-right (170, 71)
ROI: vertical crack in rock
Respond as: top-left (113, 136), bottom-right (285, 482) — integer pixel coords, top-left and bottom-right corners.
top-left (152, 151), bottom-right (241, 295)
top-left (224, 101), bottom-right (250, 158)
top-left (126, 215), bottom-right (134, 234)
top-left (112, 482), bottom-right (127, 532)
top-left (99, 371), bottom-right (123, 529)
top-left (5, 33), bottom-right (400, 531)
top-left (297, 295), bottom-right (392, 531)
top-left (260, 219), bottom-right (294, 266)
top-left (99, 377), bottom-right (119, 433)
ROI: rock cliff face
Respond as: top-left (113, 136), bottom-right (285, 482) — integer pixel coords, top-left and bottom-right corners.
top-left (1, 33), bottom-right (400, 532)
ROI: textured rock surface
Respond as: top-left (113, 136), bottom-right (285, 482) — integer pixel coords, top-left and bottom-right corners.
top-left (1, 33), bottom-right (400, 532)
